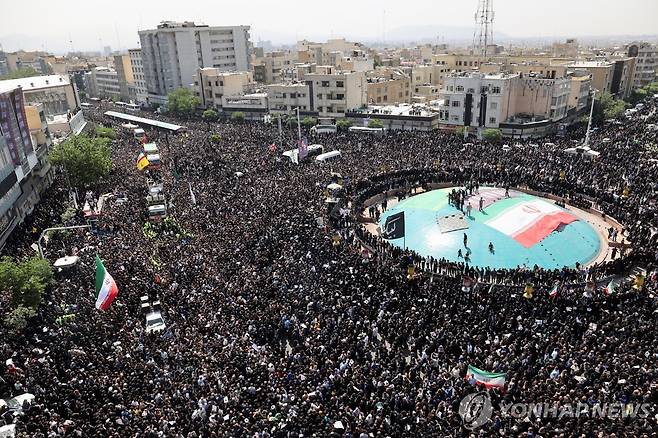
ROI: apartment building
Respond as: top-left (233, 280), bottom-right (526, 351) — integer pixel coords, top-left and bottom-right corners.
top-left (437, 71), bottom-right (573, 137)
top-left (128, 49), bottom-right (148, 105)
top-left (89, 67), bottom-right (121, 100)
top-left (366, 69), bottom-right (411, 104)
top-left (114, 54), bottom-right (135, 102)
top-left (0, 86), bottom-right (54, 248)
top-left (139, 21), bottom-right (252, 105)
top-left (567, 71), bottom-right (593, 112)
top-left (628, 42), bottom-right (657, 88)
top-left (252, 51), bottom-right (297, 84)
top-left (267, 83), bottom-right (312, 115)
top-left (301, 66), bottom-right (367, 119)
top-left (193, 69), bottom-right (253, 109)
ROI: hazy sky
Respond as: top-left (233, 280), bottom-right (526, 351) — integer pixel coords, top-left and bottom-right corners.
top-left (1, 0), bottom-right (657, 53)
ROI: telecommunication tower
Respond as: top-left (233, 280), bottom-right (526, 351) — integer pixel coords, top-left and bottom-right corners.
top-left (474, 0), bottom-right (495, 58)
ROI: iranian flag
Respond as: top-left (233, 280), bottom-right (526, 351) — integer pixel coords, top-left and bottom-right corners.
top-left (486, 199), bottom-right (578, 248)
top-left (466, 365), bottom-right (507, 389)
top-left (604, 279), bottom-right (616, 296)
top-left (95, 255), bottom-right (118, 310)
top-left (548, 283), bottom-right (559, 298)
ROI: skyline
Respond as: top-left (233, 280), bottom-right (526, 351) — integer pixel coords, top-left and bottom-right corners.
top-left (1, 0), bottom-right (658, 54)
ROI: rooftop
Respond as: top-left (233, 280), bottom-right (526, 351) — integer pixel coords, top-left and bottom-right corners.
top-left (0, 74), bottom-right (71, 93)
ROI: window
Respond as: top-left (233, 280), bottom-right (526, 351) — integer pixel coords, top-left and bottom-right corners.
top-left (491, 86), bottom-right (501, 94)
top-left (490, 102), bottom-right (498, 109)
top-left (336, 81), bottom-right (344, 87)
top-left (456, 86), bottom-right (464, 92)
top-left (452, 101), bottom-right (460, 107)
top-left (467, 88), bottom-right (475, 93)
top-left (451, 115), bottom-right (460, 121)
top-left (489, 117), bottom-right (497, 124)
top-left (321, 81), bottom-right (329, 87)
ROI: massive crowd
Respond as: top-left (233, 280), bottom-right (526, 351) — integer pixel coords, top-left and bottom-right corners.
top-left (1, 95), bottom-right (658, 437)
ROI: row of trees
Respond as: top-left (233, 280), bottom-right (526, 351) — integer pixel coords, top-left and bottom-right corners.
top-left (0, 66), bottom-right (40, 80)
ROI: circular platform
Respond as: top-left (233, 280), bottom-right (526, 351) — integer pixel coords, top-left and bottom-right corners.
top-left (378, 187), bottom-right (602, 270)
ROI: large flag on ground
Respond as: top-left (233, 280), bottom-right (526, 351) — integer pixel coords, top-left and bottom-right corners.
top-left (136, 153), bottom-right (150, 171)
top-left (486, 199), bottom-right (578, 248)
top-left (95, 255), bottom-right (118, 310)
top-left (383, 211), bottom-right (405, 239)
top-left (466, 365), bottom-right (507, 389)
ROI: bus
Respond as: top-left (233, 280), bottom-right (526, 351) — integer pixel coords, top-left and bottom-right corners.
top-left (315, 150), bottom-right (341, 163)
top-left (143, 143), bottom-right (159, 155)
top-left (126, 103), bottom-right (140, 112)
top-left (311, 124), bottom-right (337, 134)
top-left (348, 126), bottom-right (384, 136)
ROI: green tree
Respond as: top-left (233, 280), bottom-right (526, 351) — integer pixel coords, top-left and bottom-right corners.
top-left (645, 82), bottom-right (658, 94)
top-left (0, 67), bottom-right (39, 80)
top-left (95, 126), bottom-right (116, 140)
top-left (0, 256), bottom-right (53, 310)
top-left (593, 91), bottom-right (627, 124)
top-left (482, 128), bottom-right (503, 142)
top-left (167, 88), bottom-right (200, 114)
top-left (336, 119), bottom-right (352, 131)
top-left (4, 306), bottom-right (36, 332)
top-left (301, 116), bottom-right (317, 128)
top-left (368, 119), bottom-right (384, 129)
top-left (50, 134), bottom-right (112, 188)
top-left (231, 111), bottom-right (245, 122)
top-left (455, 126), bottom-right (467, 137)
top-left (202, 108), bottom-right (220, 125)
top-left (286, 117), bottom-right (298, 128)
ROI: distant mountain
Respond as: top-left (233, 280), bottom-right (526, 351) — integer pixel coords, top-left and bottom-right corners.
top-left (368, 24), bottom-right (510, 45)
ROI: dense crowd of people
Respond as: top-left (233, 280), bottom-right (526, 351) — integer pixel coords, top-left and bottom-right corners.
top-left (1, 95), bottom-right (658, 437)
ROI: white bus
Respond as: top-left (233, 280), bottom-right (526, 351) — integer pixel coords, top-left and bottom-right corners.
top-left (126, 103), bottom-right (140, 112)
top-left (315, 150), bottom-right (341, 163)
top-left (348, 126), bottom-right (384, 136)
top-left (311, 124), bottom-right (337, 134)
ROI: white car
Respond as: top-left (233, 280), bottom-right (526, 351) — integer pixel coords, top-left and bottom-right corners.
top-left (145, 311), bottom-right (166, 333)
top-left (0, 393), bottom-right (34, 415)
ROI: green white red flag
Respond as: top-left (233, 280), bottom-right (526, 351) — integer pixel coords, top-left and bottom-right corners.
top-left (95, 255), bottom-right (118, 310)
top-left (465, 365), bottom-right (507, 389)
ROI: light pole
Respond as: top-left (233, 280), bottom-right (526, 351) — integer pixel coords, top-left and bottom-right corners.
top-left (584, 89), bottom-right (598, 148)
top-left (38, 225), bottom-right (91, 258)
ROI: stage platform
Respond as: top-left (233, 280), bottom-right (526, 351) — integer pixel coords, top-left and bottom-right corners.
top-left (377, 187), bottom-right (603, 270)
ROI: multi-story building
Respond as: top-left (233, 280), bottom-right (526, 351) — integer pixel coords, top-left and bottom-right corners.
top-left (89, 67), bottom-right (121, 100)
top-left (567, 71), bottom-right (592, 112)
top-left (301, 66), bottom-right (367, 119)
top-left (114, 54), bottom-right (135, 102)
top-left (0, 75), bottom-right (80, 118)
top-left (252, 51), bottom-right (297, 84)
top-left (267, 83), bottom-right (312, 115)
top-left (139, 21), bottom-right (252, 106)
top-left (4, 51), bottom-right (52, 75)
top-left (128, 49), bottom-right (148, 105)
top-left (0, 86), bottom-right (54, 248)
top-left (193, 69), bottom-right (253, 109)
top-left (366, 69), bottom-right (411, 105)
top-left (565, 61), bottom-right (614, 95)
top-left (437, 71), bottom-right (573, 137)
top-left (609, 57), bottom-right (636, 99)
top-left (628, 42), bottom-right (657, 89)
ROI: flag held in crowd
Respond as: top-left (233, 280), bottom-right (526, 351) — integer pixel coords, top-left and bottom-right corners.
top-left (382, 212), bottom-right (405, 239)
top-left (604, 279), bottom-right (617, 296)
top-left (95, 255), bottom-right (118, 311)
top-left (466, 365), bottom-right (507, 389)
top-left (298, 137), bottom-right (308, 161)
top-left (268, 142), bottom-right (277, 153)
top-left (548, 283), bottom-right (559, 298)
top-left (136, 153), bottom-right (150, 171)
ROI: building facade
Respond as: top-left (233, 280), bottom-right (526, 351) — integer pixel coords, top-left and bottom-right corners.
top-left (0, 87), bottom-right (54, 248)
top-left (628, 42), bottom-right (658, 89)
top-left (301, 67), bottom-right (367, 119)
top-left (0, 75), bottom-right (79, 118)
top-left (193, 69), bottom-right (253, 109)
top-left (90, 67), bottom-right (121, 100)
top-left (267, 83), bottom-right (312, 115)
top-left (114, 54), bottom-right (135, 102)
top-left (139, 21), bottom-right (252, 105)
top-left (128, 49), bottom-right (148, 105)
top-left (366, 69), bottom-right (411, 105)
